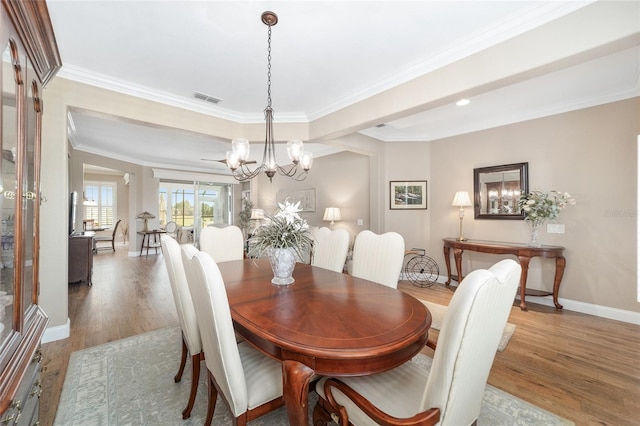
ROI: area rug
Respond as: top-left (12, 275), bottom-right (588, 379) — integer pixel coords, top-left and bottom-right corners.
top-left (54, 327), bottom-right (572, 426)
top-left (420, 299), bottom-right (516, 352)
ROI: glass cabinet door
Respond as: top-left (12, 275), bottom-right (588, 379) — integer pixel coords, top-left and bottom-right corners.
top-left (0, 40), bottom-right (19, 347)
top-left (22, 65), bottom-right (40, 317)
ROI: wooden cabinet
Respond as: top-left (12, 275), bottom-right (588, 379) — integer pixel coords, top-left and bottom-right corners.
top-left (68, 235), bottom-right (93, 286)
top-left (0, 1), bottom-right (61, 424)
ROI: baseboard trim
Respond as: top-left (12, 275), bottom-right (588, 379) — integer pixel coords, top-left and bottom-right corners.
top-left (42, 318), bottom-right (70, 343)
top-left (431, 275), bottom-right (640, 326)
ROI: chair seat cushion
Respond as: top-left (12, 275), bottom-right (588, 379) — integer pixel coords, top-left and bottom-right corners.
top-left (316, 356), bottom-right (429, 424)
top-left (93, 236), bottom-right (111, 242)
top-left (238, 341), bottom-right (283, 410)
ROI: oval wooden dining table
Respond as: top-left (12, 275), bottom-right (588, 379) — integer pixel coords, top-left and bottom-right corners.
top-left (216, 258), bottom-right (432, 425)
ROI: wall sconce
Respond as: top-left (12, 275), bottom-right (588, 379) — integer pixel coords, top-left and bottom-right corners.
top-left (323, 207), bottom-right (342, 227)
top-left (451, 191), bottom-right (472, 241)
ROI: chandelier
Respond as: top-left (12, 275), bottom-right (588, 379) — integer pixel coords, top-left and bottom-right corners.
top-left (226, 11), bottom-right (313, 182)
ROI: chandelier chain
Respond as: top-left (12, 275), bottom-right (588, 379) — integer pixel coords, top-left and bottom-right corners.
top-left (266, 25), bottom-right (272, 108)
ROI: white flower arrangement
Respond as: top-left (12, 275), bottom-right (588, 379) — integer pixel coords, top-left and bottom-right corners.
top-left (248, 199), bottom-right (312, 259)
top-left (518, 190), bottom-right (576, 227)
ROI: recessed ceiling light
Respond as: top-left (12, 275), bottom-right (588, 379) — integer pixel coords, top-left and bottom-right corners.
top-left (456, 99), bottom-right (470, 107)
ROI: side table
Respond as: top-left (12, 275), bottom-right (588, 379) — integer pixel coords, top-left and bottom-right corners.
top-left (137, 230), bottom-right (166, 257)
top-left (442, 238), bottom-right (566, 311)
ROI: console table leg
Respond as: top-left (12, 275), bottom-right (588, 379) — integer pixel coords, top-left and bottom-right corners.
top-left (443, 246), bottom-right (452, 285)
top-left (553, 256), bottom-right (566, 309)
top-left (517, 256), bottom-right (531, 311)
top-left (454, 248), bottom-right (463, 283)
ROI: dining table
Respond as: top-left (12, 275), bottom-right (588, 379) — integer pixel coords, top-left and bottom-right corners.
top-left (216, 258), bottom-right (431, 425)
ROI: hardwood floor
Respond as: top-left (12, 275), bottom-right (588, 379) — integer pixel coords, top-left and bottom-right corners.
top-left (40, 248), bottom-right (639, 425)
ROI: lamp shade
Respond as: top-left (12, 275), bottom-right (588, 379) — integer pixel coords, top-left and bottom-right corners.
top-left (323, 207), bottom-right (342, 223)
top-left (451, 191), bottom-right (472, 207)
top-left (250, 209), bottom-right (265, 220)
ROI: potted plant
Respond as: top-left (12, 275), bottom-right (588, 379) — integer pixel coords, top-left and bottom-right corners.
top-left (248, 199), bottom-right (312, 285)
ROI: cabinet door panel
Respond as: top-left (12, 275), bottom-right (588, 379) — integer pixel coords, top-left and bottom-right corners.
top-left (0, 39), bottom-right (19, 349)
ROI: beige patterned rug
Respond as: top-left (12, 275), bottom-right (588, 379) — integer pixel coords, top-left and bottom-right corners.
top-left (54, 327), bottom-right (571, 425)
top-left (420, 299), bottom-right (516, 351)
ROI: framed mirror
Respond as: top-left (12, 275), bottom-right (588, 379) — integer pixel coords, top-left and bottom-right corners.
top-left (474, 162), bottom-right (528, 219)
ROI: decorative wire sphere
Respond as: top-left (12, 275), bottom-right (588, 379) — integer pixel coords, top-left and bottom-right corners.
top-left (405, 255), bottom-right (440, 288)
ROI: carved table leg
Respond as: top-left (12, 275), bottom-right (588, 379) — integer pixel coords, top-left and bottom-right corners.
top-left (553, 256), bottom-right (566, 309)
top-left (283, 360), bottom-right (315, 426)
top-left (454, 248), bottom-right (463, 283)
top-left (517, 256), bottom-right (531, 311)
top-left (443, 246), bottom-right (452, 285)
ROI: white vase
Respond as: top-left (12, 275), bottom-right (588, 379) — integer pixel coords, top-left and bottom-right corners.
top-left (527, 221), bottom-right (543, 247)
top-left (268, 247), bottom-right (296, 285)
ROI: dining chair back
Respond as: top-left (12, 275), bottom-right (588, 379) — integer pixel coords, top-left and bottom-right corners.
top-left (311, 227), bottom-right (350, 273)
top-left (93, 219), bottom-right (121, 252)
top-left (181, 248), bottom-right (284, 425)
top-left (314, 259), bottom-right (521, 426)
top-left (164, 220), bottom-right (178, 238)
top-left (160, 235), bottom-right (202, 419)
top-left (199, 225), bottom-right (245, 263)
top-left (351, 230), bottom-right (404, 288)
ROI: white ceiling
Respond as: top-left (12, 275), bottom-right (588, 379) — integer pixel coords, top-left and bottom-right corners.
top-left (47, 1), bottom-right (639, 174)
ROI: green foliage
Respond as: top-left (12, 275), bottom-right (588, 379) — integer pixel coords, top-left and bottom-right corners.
top-left (247, 200), bottom-right (312, 260)
top-left (518, 190), bottom-right (576, 226)
top-left (238, 200), bottom-right (253, 231)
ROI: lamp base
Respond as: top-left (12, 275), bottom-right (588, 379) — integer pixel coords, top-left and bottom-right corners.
top-left (456, 236), bottom-right (467, 241)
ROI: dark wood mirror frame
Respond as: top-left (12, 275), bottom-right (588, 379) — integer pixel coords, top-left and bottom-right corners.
top-left (473, 162), bottom-right (528, 220)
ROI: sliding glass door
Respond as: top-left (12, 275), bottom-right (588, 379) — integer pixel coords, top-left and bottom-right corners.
top-left (159, 180), bottom-right (233, 244)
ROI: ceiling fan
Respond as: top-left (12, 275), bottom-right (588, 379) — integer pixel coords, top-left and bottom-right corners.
top-left (200, 157), bottom-right (257, 165)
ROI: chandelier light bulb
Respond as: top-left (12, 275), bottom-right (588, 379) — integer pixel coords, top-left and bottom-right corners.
top-left (286, 140), bottom-right (304, 163)
top-left (300, 152), bottom-right (313, 171)
top-left (226, 151), bottom-right (240, 170)
top-left (231, 138), bottom-right (250, 163)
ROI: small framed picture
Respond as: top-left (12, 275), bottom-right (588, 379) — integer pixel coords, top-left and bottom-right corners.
top-left (390, 181), bottom-right (427, 210)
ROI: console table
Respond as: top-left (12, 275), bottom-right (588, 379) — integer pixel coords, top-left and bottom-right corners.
top-left (442, 238), bottom-right (565, 311)
top-left (137, 230), bottom-right (166, 257)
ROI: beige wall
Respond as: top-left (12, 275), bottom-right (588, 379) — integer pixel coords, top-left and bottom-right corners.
top-left (426, 98), bottom-right (638, 312)
top-left (384, 142), bottom-right (433, 252)
top-left (254, 151), bottom-right (370, 244)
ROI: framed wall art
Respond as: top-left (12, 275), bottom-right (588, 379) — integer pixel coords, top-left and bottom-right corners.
top-left (390, 181), bottom-right (427, 210)
top-left (276, 188), bottom-right (316, 212)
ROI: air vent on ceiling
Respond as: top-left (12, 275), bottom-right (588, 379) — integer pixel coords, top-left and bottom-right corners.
top-left (375, 123), bottom-right (386, 128)
top-left (194, 91), bottom-right (222, 104)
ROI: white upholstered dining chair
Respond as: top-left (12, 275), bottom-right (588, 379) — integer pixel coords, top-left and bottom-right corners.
top-left (311, 227), bottom-right (350, 273)
top-left (181, 247), bottom-right (284, 426)
top-left (313, 259), bottom-right (521, 426)
top-left (199, 225), bottom-right (245, 263)
top-left (160, 235), bottom-right (202, 419)
top-left (351, 230), bottom-right (405, 288)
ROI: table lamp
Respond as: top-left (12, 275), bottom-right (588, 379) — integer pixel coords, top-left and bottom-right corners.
top-left (137, 211), bottom-right (155, 232)
top-left (451, 191), bottom-right (472, 241)
top-left (323, 207), bottom-right (342, 227)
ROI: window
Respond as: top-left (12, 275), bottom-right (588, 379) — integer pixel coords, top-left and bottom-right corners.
top-left (159, 181), bottom-right (232, 232)
top-left (83, 181), bottom-right (116, 227)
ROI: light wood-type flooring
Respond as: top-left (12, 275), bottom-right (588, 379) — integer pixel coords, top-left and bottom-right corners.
top-left (40, 247), bottom-right (639, 425)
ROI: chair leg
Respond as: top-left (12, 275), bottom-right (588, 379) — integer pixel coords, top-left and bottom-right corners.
top-left (205, 371), bottom-right (218, 426)
top-left (181, 353), bottom-right (200, 419)
top-left (174, 337), bottom-right (188, 383)
top-left (313, 396), bottom-right (335, 426)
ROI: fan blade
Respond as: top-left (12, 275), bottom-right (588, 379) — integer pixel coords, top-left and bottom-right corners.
top-left (200, 158), bottom-right (257, 165)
